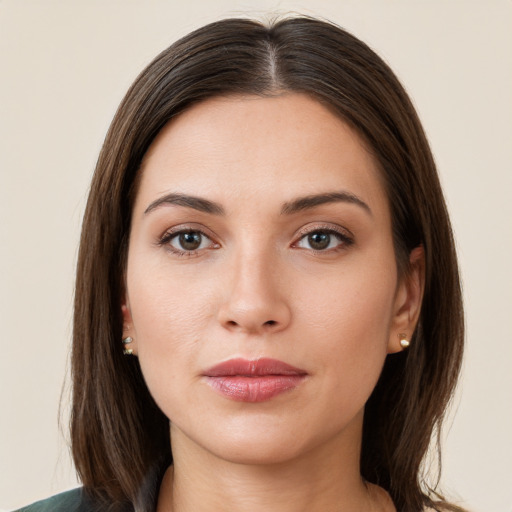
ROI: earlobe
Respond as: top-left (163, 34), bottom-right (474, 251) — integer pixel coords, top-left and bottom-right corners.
top-left (387, 246), bottom-right (425, 354)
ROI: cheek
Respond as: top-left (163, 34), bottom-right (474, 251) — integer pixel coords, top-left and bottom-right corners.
top-left (296, 260), bottom-right (396, 384)
top-left (290, 272), bottom-right (395, 439)
top-left (128, 254), bottom-right (215, 341)
top-left (299, 257), bottom-right (396, 334)
top-left (126, 262), bottom-right (215, 402)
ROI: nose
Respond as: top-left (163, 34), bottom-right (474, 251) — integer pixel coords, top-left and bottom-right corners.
top-left (217, 249), bottom-right (291, 335)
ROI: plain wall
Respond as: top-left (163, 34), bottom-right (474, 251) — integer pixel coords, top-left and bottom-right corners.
top-left (1, 1), bottom-right (511, 511)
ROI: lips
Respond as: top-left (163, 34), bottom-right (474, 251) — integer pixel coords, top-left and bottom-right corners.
top-left (203, 358), bottom-right (307, 402)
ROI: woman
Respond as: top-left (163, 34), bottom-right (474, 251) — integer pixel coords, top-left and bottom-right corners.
top-left (17, 16), bottom-right (465, 512)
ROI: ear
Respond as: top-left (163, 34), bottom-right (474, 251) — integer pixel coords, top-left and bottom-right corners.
top-left (387, 246), bottom-right (425, 354)
top-left (121, 300), bottom-right (138, 356)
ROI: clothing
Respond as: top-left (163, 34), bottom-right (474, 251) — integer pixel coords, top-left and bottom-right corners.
top-left (14, 488), bottom-right (442, 512)
top-left (13, 488), bottom-right (99, 512)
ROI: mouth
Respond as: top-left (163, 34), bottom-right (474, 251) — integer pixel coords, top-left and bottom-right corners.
top-left (202, 358), bottom-right (308, 403)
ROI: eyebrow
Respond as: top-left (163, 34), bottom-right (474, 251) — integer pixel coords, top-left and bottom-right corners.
top-left (281, 191), bottom-right (372, 216)
top-left (144, 193), bottom-right (225, 215)
top-left (144, 190), bottom-right (371, 217)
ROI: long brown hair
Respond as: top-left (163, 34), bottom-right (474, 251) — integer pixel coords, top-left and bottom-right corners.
top-left (71, 16), bottom-right (465, 512)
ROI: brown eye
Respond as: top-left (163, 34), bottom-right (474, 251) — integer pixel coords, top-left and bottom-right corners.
top-left (307, 232), bottom-right (331, 250)
top-left (178, 231), bottom-right (203, 251)
top-left (164, 230), bottom-right (213, 253)
top-left (295, 228), bottom-right (352, 252)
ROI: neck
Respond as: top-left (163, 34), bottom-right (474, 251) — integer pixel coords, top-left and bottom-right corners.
top-left (157, 413), bottom-right (394, 512)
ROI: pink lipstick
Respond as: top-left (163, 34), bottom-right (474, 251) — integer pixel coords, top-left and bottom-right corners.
top-left (203, 358), bottom-right (307, 402)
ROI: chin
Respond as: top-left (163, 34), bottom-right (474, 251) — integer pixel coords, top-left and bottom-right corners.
top-left (174, 409), bottom-right (355, 468)
top-left (170, 411), bottom-right (314, 465)
top-left (206, 434), bottom-right (310, 466)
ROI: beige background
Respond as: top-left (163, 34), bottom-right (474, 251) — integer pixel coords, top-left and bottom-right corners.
top-left (1, 1), bottom-right (511, 511)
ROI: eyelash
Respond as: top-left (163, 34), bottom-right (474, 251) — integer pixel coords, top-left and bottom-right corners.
top-left (157, 224), bottom-right (354, 257)
top-left (293, 224), bottom-right (354, 253)
top-left (157, 226), bottom-right (218, 258)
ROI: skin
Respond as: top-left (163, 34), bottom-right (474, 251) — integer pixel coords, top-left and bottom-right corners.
top-left (122, 93), bottom-right (424, 512)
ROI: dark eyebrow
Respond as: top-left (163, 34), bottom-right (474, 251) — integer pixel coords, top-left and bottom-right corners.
top-left (144, 193), bottom-right (225, 216)
top-left (281, 191), bottom-right (372, 216)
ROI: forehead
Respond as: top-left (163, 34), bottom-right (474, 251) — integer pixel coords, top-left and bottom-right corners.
top-left (136, 93), bottom-right (388, 216)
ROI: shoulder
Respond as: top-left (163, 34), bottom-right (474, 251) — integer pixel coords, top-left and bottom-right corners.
top-left (12, 488), bottom-right (99, 512)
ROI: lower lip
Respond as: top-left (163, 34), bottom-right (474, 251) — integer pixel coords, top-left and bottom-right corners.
top-left (205, 375), bottom-right (305, 402)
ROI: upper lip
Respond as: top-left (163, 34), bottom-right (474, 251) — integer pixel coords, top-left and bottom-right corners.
top-left (203, 357), bottom-right (307, 377)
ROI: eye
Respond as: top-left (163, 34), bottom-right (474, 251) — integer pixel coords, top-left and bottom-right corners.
top-left (159, 229), bottom-right (217, 255)
top-left (294, 228), bottom-right (353, 252)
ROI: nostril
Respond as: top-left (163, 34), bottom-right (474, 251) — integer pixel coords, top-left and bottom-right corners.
top-left (265, 320), bottom-right (277, 326)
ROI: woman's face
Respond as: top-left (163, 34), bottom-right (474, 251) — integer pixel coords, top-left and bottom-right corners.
top-left (123, 93), bottom-right (421, 465)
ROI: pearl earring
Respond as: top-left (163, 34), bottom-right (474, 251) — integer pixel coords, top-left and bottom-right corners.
top-left (399, 334), bottom-right (410, 349)
top-left (122, 336), bottom-right (134, 355)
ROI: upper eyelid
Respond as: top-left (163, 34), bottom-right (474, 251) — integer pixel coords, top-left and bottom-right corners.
top-left (294, 223), bottom-right (354, 239)
top-left (157, 226), bottom-right (218, 253)
top-left (159, 223), bottom-right (216, 240)
top-left (159, 228), bottom-right (219, 257)
top-left (291, 224), bottom-right (355, 252)
top-left (164, 228), bottom-right (212, 241)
